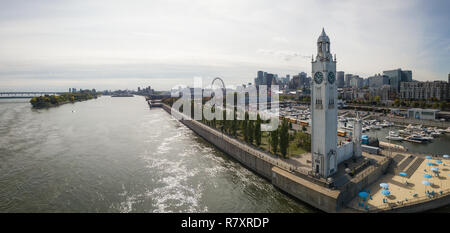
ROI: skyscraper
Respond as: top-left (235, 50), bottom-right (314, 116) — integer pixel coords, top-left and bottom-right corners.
top-left (344, 74), bottom-right (352, 88)
top-left (337, 71), bottom-right (344, 88)
top-left (383, 68), bottom-right (412, 91)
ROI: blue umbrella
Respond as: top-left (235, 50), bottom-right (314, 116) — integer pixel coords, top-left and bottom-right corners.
top-left (381, 190), bottom-right (391, 195)
top-left (359, 192), bottom-right (369, 198)
top-left (426, 156), bottom-right (432, 159)
top-left (424, 174), bottom-right (432, 178)
top-left (380, 183), bottom-right (389, 189)
top-left (422, 180), bottom-right (431, 186)
top-left (399, 172), bottom-right (408, 177)
top-left (427, 162), bottom-right (434, 166)
top-left (436, 160), bottom-right (443, 164)
top-left (431, 167), bottom-right (439, 172)
top-left (444, 154), bottom-right (449, 158)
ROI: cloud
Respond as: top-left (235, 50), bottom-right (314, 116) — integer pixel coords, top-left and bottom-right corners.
top-left (257, 49), bottom-right (311, 61)
top-left (0, 0), bottom-right (448, 90)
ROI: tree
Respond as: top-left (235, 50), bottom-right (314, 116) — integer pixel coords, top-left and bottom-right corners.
top-left (270, 128), bottom-right (279, 154)
top-left (374, 96), bottom-right (381, 105)
top-left (242, 112), bottom-right (248, 141)
top-left (232, 107), bottom-right (238, 136)
top-left (393, 98), bottom-right (400, 107)
top-left (212, 106), bottom-right (216, 128)
top-left (439, 102), bottom-right (446, 110)
top-left (255, 114), bottom-right (262, 146)
top-left (248, 120), bottom-right (254, 144)
top-left (432, 102), bottom-right (439, 109)
top-left (279, 119), bottom-right (289, 158)
top-left (297, 132), bottom-right (311, 152)
top-left (222, 110), bottom-right (227, 132)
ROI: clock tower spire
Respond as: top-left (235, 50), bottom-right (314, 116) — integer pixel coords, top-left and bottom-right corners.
top-left (311, 28), bottom-right (338, 178)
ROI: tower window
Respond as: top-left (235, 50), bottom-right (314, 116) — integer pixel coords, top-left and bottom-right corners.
top-left (315, 87), bottom-right (322, 108)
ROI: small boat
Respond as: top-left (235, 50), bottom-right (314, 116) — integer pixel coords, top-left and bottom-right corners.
top-left (430, 132), bottom-right (441, 138)
top-left (386, 131), bottom-right (404, 141)
top-left (436, 128), bottom-right (446, 134)
top-left (407, 134), bottom-right (430, 142)
top-left (386, 135), bottom-right (404, 141)
top-left (371, 125), bottom-right (382, 130)
top-left (379, 121), bottom-right (391, 127)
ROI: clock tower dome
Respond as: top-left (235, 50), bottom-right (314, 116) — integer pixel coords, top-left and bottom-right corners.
top-left (311, 28), bottom-right (338, 178)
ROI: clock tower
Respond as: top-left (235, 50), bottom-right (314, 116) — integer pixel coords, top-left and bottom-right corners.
top-left (311, 28), bottom-right (338, 178)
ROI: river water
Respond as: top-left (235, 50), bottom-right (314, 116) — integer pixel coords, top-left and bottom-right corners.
top-left (0, 96), bottom-right (314, 213)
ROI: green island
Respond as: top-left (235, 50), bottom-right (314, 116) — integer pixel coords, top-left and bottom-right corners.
top-left (162, 97), bottom-right (310, 158)
top-left (30, 90), bottom-right (99, 108)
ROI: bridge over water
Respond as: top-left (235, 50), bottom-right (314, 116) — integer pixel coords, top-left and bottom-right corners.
top-left (0, 92), bottom-right (65, 99)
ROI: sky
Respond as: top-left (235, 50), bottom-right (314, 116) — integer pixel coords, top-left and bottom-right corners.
top-left (0, 0), bottom-right (449, 91)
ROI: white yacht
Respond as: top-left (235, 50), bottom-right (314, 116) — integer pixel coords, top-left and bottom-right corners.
top-left (407, 134), bottom-right (431, 142)
top-left (436, 128), bottom-right (446, 134)
top-left (371, 124), bottom-right (382, 130)
top-left (386, 131), bottom-right (404, 141)
top-left (429, 131), bottom-right (441, 138)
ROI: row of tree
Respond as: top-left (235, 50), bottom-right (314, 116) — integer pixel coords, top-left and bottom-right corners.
top-left (202, 106), bottom-right (292, 158)
top-left (163, 96), bottom-right (309, 158)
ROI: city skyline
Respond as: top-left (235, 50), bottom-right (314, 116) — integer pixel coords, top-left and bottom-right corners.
top-left (0, 0), bottom-right (449, 91)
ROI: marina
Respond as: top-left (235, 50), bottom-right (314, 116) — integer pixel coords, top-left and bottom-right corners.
top-left (279, 103), bottom-right (450, 156)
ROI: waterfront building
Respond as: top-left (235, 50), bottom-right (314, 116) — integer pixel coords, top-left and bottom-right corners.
top-left (383, 68), bottom-right (412, 91)
top-left (370, 84), bottom-right (397, 103)
top-left (368, 74), bottom-right (390, 89)
top-left (349, 75), bottom-right (363, 88)
top-left (407, 108), bottom-right (439, 120)
top-left (400, 81), bottom-right (449, 101)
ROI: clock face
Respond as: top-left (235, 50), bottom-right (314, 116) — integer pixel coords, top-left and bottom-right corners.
top-left (327, 72), bottom-right (335, 84)
top-left (314, 72), bottom-right (323, 84)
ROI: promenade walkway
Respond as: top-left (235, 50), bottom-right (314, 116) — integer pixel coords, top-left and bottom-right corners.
top-left (348, 153), bottom-right (450, 212)
top-left (164, 104), bottom-right (330, 186)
